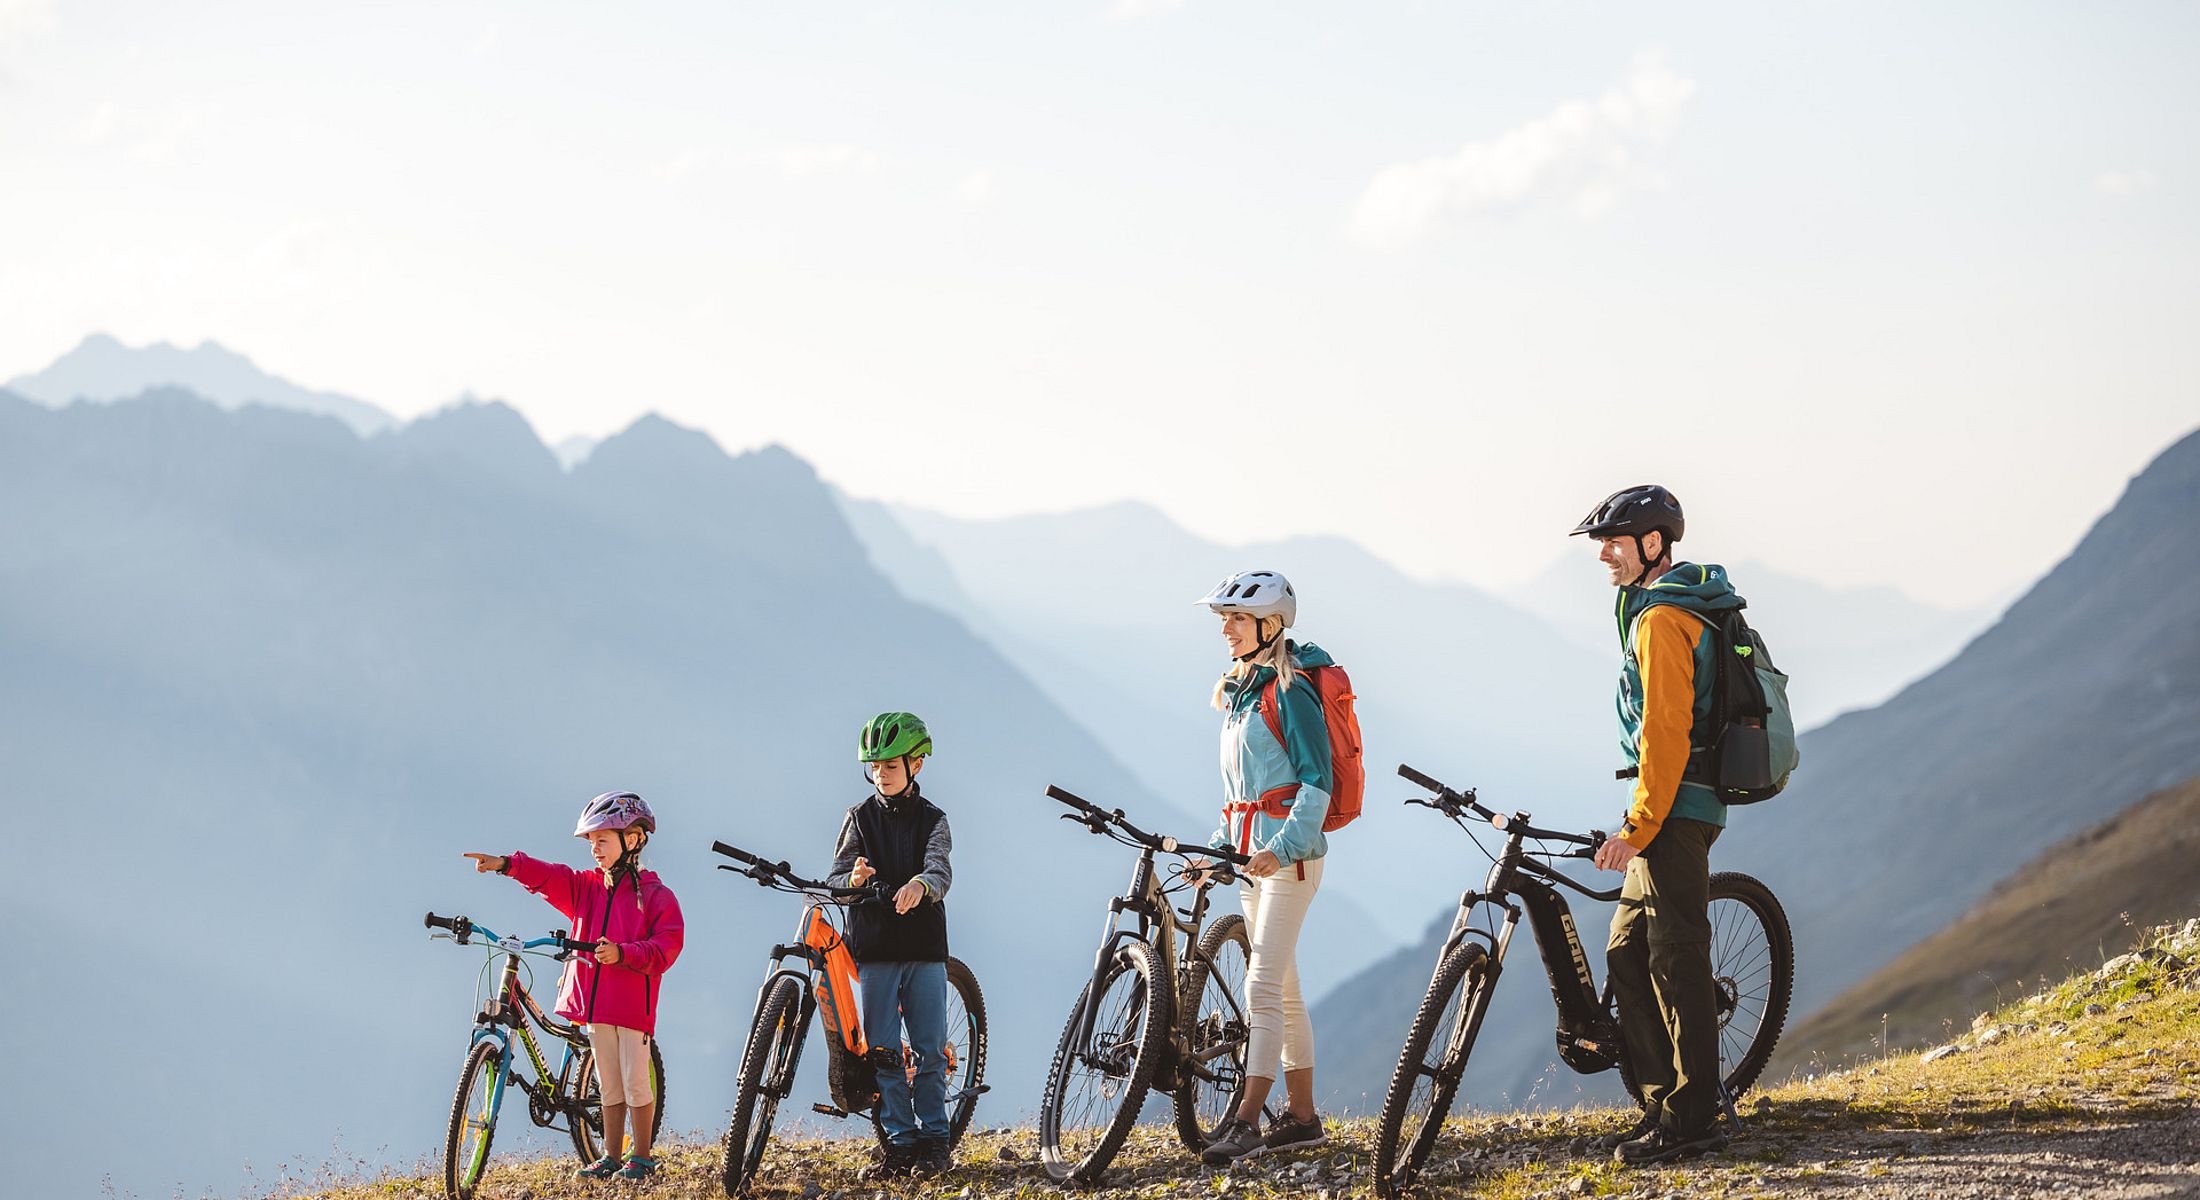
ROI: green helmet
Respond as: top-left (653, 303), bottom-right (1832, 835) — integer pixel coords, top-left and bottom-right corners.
top-left (858, 712), bottom-right (934, 763)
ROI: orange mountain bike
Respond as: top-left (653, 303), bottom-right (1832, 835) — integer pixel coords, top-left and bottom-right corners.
top-left (708, 841), bottom-right (988, 1197)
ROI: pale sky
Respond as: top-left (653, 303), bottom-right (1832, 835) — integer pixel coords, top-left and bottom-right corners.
top-left (3, 1), bottom-right (2194, 608)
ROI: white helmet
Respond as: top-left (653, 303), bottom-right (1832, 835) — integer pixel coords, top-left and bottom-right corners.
top-left (1195, 570), bottom-right (1297, 627)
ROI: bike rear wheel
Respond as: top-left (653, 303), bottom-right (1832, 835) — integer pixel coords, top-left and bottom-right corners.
top-left (442, 1039), bottom-right (506, 1200)
top-left (720, 976), bottom-right (808, 1196)
top-left (1038, 941), bottom-right (1169, 1184)
top-left (1617, 871), bottom-right (1795, 1109)
top-left (942, 956), bottom-right (989, 1146)
top-left (572, 1035), bottom-right (669, 1163)
top-left (1373, 942), bottom-right (1493, 1199)
top-left (1172, 913), bottom-right (1251, 1153)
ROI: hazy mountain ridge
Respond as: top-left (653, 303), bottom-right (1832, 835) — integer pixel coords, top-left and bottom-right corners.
top-left (7, 332), bottom-right (395, 435)
top-left (0, 387), bottom-right (1193, 1200)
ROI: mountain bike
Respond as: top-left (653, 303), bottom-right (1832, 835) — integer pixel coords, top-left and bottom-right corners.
top-left (1036, 785), bottom-right (1257, 1184)
top-left (1371, 765), bottom-right (1793, 1197)
top-left (423, 912), bottom-right (667, 1200)
top-left (709, 841), bottom-right (989, 1196)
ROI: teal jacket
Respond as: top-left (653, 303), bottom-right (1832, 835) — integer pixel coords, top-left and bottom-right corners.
top-left (1614, 563), bottom-right (1737, 843)
top-left (1209, 641), bottom-right (1334, 864)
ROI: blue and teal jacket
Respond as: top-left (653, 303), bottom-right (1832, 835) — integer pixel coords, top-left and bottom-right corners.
top-left (1208, 640), bottom-right (1333, 864)
top-left (1614, 563), bottom-right (1739, 848)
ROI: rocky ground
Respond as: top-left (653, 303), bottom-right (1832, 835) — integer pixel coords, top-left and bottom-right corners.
top-left (296, 920), bottom-right (2200, 1200)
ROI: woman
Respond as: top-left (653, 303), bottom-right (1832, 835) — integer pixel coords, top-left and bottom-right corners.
top-left (1194, 569), bottom-right (1334, 1163)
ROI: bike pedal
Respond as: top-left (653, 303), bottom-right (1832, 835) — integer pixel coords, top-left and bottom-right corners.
top-left (812, 1104), bottom-right (850, 1119)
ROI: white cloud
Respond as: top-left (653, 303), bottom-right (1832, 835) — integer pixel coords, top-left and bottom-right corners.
top-left (2094, 169), bottom-right (2157, 197)
top-left (0, 0), bottom-right (56, 52)
top-left (1346, 50), bottom-right (1696, 251)
top-left (1106, 0), bottom-right (1187, 22)
top-left (777, 144), bottom-right (880, 177)
top-left (651, 148), bottom-right (713, 184)
top-left (960, 169), bottom-right (996, 206)
top-left (74, 100), bottom-right (208, 165)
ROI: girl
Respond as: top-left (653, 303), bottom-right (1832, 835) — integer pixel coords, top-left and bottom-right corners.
top-left (464, 791), bottom-right (684, 1180)
top-left (1193, 570), bottom-right (1334, 1164)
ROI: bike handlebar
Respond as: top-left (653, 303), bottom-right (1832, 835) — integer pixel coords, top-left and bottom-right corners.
top-left (709, 841), bottom-right (892, 901)
top-left (1045, 784), bottom-right (1251, 865)
top-left (425, 911), bottom-right (596, 956)
top-left (1397, 764), bottom-right (1608, 848)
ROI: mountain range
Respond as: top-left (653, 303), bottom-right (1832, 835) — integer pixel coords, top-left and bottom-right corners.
top-left (0, 388), bottom-right (1192, 1200)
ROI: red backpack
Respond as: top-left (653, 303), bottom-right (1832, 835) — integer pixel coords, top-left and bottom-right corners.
top-left (1257, 663), bottom-right (1365, 833)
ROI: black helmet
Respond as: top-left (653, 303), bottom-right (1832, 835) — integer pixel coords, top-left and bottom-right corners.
top-left (1570, 484), bottom-right (1684, 543)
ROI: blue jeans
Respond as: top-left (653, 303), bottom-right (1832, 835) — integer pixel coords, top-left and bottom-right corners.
top-left (857, 959), bottom-right (949, 1145)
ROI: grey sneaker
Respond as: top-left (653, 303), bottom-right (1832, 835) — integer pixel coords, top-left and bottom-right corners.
top-left (1262, 1111), bottom-right (1326, 1153)
top-left (1201, 1117), bottom-right (1267, 1165)
top-left (860, 1143), bottom-right (916, 1180)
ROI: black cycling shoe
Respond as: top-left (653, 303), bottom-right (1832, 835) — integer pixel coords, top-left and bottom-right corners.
top-left (860, 1142), bottom-right (916, 1180)
top-left (1614, 1125), bottom-right (1728, 1166)
top-left (1591, 1114), bottom-right (1658, 1151)
top-left (908, 1138), bottom-right (952, 1178)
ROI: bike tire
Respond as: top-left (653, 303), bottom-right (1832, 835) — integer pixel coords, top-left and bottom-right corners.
top-left (943, 956), bottom-right (990, 1147)
top-left (1616, 871), bottom-right (1795, 1109)
top-left (442, 1039), bottom-right (505, 1200)
top-left (1372, 942), bottom-right (1493, 1199)
top-left (720, 975), bottom-right (808, 1197)
top-left (1171, 913), bottom-right (1251, 1154)
top-left (1038, 941), bottom-right (1169, 1184)
top-left (571, 1036), bottom-right (669, 1163)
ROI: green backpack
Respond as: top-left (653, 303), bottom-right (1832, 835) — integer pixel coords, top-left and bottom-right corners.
top-left (1637, 602), bottom-right (1800, 804)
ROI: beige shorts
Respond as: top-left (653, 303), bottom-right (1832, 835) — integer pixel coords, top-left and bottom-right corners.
top-left (587, 1023), bottom-right (655, 1108)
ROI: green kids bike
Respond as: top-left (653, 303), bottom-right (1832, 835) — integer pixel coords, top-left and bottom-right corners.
top-left (424, 912), bottom-right (666, 1200)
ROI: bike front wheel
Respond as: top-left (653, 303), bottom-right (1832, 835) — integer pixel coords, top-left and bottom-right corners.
top-left (1373, 941), bottom-right (1494, 1199)
top-left (1038, 941), bottom-right (1169, 1184)
top-left (721, 975), bottom-right (808, 1196)
top-left (1172, 913), bottom-right (1251, 1153)
top-left (572, 1035), bottom-right (668, 1163)
top-left (442, 1038), bottom-right (507, 1200)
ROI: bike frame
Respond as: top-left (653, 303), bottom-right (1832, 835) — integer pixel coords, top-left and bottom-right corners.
top-left (447, 924), bottom-right (597, 1136)
top-left (1072, 837), bottom-right (1251, 1094)
top-left (1434, 829), bottom-right (1628, 1076)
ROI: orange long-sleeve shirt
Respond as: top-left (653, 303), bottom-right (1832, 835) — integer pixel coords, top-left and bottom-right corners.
top-left (1621, 604), bottom-right (1708, 850)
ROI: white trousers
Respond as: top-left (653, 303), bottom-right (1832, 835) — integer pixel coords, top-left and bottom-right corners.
top-left (1238, 855), bottom-right (1323, 1078)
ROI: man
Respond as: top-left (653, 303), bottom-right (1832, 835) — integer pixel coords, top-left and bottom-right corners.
top-left (1572, 484), bottom-right (1740, 1166)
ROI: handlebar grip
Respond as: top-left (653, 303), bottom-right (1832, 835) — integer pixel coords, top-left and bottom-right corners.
top-left (424, 912), bottom-right (451, 930)
top-left (1397, 763), bottom-right (1444, 793)
top-left (1045, 784), bottom-right (1093, 810)
top-left (711, 840), bottom-right (763, 866)
top-left (1198, 844), bottom-right (1252, 865)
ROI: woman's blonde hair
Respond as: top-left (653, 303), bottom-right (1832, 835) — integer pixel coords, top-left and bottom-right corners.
top-left (1211, 614), bottom-right (1296, 710)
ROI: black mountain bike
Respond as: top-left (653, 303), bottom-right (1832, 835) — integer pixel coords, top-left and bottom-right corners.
top-left (1372, 765), bottom-right (1793, 1197)
top-left (709, 841), bottom-right (988, 1196)
top-left (1036, 785), bottom-right (1256, 1184)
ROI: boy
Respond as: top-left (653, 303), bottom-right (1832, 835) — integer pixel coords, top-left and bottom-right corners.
top-left (828, 711), bottom-right (955, 1179)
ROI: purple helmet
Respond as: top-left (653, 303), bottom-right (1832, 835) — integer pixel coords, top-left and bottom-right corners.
top-left (574, 791), bottom-right (656, 838)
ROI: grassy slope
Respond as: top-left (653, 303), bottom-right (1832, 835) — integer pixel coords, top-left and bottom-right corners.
top-left (1774, 774), bottom-right (2200, 1073)
top-left (297, 921), bottom-right (2200, 1200)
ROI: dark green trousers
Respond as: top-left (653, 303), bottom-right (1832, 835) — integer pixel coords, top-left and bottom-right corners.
top-left (1605, 817), bottom-right (1721, 1134)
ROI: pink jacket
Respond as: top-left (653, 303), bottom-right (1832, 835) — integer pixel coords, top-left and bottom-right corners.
top-left (504, 852), bottom-right (684, 1036)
